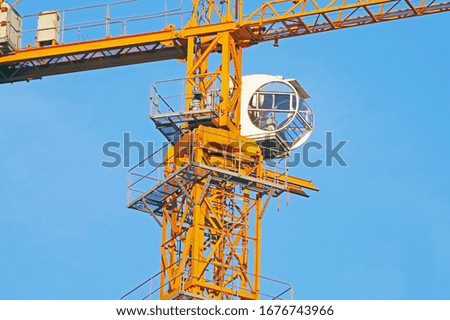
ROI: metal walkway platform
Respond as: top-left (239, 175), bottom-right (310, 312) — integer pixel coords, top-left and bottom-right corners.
top-left (150, 108), bottom-right (219, 144)
top-left (128, 161), bottom-right (309, 220)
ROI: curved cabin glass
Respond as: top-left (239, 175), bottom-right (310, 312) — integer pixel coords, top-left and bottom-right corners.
top-left (241, 75), bottom-right (314, 159)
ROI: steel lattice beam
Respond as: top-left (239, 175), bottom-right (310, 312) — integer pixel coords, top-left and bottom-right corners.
top-left (1, 0), bottom-right (448, 84)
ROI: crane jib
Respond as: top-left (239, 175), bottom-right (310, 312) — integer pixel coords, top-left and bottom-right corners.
top-left (0, 0), bottom-right (449, 84)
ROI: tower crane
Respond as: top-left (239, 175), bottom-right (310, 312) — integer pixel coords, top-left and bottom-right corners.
top-left (1, 0), bottom-right (449, 300)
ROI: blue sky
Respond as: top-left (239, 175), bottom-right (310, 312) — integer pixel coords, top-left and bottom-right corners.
top-left (0, 1), bottom-right (449, 299)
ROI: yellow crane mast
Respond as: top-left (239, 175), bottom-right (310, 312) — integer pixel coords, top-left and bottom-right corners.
top-left (1, 0), bottom-right (449, 300)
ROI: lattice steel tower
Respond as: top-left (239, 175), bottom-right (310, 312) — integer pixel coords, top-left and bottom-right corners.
top-left (1, 0), bottom-right (449, 300)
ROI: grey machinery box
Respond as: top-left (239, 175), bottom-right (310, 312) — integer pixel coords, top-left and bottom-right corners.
top-left (0, 2), bottom-right (22, 54)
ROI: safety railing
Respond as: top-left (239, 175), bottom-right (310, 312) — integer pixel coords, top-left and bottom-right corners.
top-left (126, 137), bottom-right (188, 208)
top-left (127, 127), bottom-right (291, 208)
top-left (18, 0), bottom-right (189, 49)
top-left (121, 257), bottom-right (294, 300)
top-left (120, 259), bottom-right (184, 300)
top-left (149, 73), bottom-right (222, 118)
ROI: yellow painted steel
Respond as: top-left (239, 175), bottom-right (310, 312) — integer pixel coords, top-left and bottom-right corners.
top-left (159, 126), bottom-right (266, 299)
top-left (158, 2), bottom-right (315, 298)
top-left (0, 29), bottom-right (178, 64)
top-left (1, 0), bottom-right (449, 82)
top-left (264, 169), bottom-right (319, 196)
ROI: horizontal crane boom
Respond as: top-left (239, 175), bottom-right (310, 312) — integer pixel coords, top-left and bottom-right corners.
top-left (240, 0), bottom-right (450, 44)
top-left (0, 0), bottom-right (449, 84)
